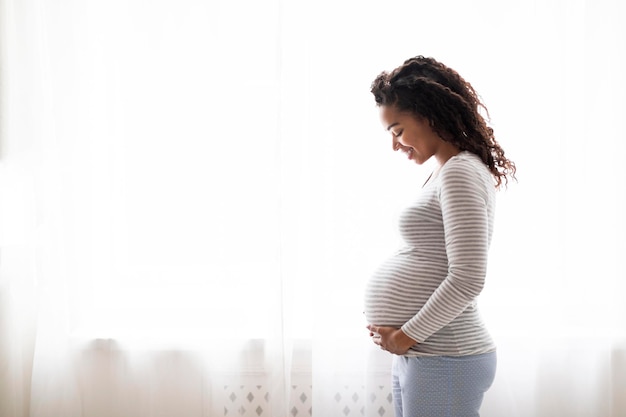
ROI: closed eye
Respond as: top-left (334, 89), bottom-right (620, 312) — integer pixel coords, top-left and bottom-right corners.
top-left (393, 130), bottom-right (403, 138)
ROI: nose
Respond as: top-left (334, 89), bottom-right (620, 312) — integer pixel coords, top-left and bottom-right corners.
top-left (392, 136), bottom-right (401, 151)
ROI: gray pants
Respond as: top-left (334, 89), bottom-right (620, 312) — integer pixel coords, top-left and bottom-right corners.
top-left (392, 351), bottom-right (497, 417)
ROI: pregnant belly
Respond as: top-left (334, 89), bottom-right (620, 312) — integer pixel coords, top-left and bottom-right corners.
top-left (364, 255), bottom-right (447, 326)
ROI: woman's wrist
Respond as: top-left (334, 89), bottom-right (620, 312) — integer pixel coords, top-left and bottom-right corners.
top-left (395, 329), bottom-right (418, 350)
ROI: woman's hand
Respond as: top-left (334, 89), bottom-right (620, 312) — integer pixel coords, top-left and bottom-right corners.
top-left (367, 325), bottom-right (417, 355)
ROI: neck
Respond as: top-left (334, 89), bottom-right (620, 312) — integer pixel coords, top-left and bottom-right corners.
top-left (434, 143), bottom-right (461, 167)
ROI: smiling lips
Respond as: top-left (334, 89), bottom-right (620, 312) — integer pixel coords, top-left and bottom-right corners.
top-left (393, 143), bottom-right (415, 160)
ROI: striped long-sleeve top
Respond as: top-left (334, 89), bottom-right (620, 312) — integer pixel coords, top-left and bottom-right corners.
top-left (364, 151), bottom-right (497, 356)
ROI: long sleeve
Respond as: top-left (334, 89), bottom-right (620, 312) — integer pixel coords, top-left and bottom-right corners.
top-left (401, 157), bottom-right (493, 343)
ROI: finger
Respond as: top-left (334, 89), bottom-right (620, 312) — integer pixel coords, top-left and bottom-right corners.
top-left (367, 324), bottom-right (379, 334)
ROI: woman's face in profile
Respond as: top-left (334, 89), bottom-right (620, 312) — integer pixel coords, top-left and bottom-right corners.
top-left (379, 105), bottom-right (442, 165)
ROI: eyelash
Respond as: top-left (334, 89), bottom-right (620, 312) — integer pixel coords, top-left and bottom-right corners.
top-left (393, 130), bottom-right (403, 138)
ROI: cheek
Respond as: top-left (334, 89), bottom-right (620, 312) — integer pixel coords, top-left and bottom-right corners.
top-left (402, 134), bottom-right (420, 149)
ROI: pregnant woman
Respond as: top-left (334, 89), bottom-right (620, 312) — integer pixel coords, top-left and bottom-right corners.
top-left (365, 56), bottom-right (516, 417)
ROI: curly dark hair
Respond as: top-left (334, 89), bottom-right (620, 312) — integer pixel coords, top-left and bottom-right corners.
top-left (371, 56), bottom-right (516, 189)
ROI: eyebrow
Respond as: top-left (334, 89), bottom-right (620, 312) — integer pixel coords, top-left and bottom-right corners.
top-left (386, 122), bottom-right (399, 131)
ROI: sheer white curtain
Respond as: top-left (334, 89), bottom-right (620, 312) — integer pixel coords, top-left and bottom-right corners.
top-left (1, 0), bottom-right (292, 415)
top-left (1, 0), bottom-right (625, 416)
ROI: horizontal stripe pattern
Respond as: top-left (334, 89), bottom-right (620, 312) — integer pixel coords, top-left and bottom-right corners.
top-left (364, 152), bottom-right (496, 356)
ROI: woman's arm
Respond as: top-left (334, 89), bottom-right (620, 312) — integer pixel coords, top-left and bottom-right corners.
top-left (401, 158), bottom-right (492, 343)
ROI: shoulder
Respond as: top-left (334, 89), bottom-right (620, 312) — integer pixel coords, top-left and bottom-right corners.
top-left (440, 151), bottom-right (488, 180)
top-left (437, 152), bottom-right (493, 197)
